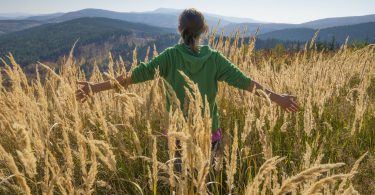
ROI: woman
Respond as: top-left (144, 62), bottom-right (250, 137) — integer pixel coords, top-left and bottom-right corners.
top-left (76, 8), bottom-right (299, 152)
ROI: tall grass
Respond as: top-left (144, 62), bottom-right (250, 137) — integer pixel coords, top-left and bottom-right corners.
top-left (0, 29), bottom-right (374, 194)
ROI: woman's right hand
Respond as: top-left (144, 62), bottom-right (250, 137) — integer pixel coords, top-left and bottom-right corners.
top-left (274, 94), bottom-right (299, 112)
top-left (76, 81), bottom-right (95, 103)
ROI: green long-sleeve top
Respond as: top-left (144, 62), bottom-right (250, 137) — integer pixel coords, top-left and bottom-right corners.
top-left (131, 43), bottom-right (252, 132)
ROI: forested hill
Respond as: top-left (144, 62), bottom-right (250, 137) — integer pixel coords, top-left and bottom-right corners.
top-left (299, 14), bottom-right (375, 29)
top-left (258, 22), bottom-right (375, 43)
top-left (0, 17), bottom-right (177, 66)
top-left (0, 20), bottom-right (42, 35)
top-left (1, 16), bottom-right (374, 72)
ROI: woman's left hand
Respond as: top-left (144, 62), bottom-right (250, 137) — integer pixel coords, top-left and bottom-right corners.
top-left (76, 81), bottom-right (95, 103)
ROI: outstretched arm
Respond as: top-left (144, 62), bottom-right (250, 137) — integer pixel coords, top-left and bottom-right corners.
top-left (76, 48), bottom-right (171, 102)
top-left (247, 80), bottom-right (299, 112)
top-left (215, 51), bottom-right (299, 112)
top-left (75, 74), bottom-right (132, 103)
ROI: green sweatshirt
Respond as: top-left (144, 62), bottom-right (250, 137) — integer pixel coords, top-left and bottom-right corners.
top-left (131, 43), bottom-right (252, 132)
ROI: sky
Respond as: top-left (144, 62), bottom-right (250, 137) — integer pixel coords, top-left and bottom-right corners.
top-left (0, 0), bottom-right (374, 24)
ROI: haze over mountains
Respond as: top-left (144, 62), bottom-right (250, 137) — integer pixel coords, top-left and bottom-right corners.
top-left (1, 8), bottom-right (375, 35)
top-left (12, 8), bottom-right (260, 30)
top-left (0, 13), bottom-right (33, 20)
top-left (0, 8), bottom-right (374, 67)
top-left (299, 14), bottom-right (375, 29)
top-left (258, 22), bottom-right (375, 42)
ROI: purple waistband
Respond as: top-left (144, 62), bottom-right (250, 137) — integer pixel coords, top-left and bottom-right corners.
top-left (163, 128), bottom-right (222, 142)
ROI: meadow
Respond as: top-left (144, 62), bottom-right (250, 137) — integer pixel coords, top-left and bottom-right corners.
top-left (0, 29), bottom-right (374, 194)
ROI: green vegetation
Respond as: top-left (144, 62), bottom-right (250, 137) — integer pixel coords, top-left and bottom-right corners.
top-left (0, 20), bottom-right (42, 35)
top-left (0, 17), bottom-right (175, 66)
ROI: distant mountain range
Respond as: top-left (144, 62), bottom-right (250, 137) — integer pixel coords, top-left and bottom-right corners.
top-left (1, 8), bottom-right (374, 36)
top-left (8, 8), bottom-right (252, 29)
top-left (258, 22), bottom-right (375, 43)
top-left (0, 13), bottom-right (33, 20)
top-left (0, 17), bottom-right (178, 66)
top-left (3, 8), bottom-right (259, 28)
top-left (299, 14), bottom-right (375, 29)
top-left (222, 14), bottom-right (375, 35)
top-left (222, 22), bottom-right (297, 35)
top-left (26, 13), bottom-right (65, 21)
top-left (0, 20), bottom-right (42, 35)
top-left (149, 8), bottom-right (260, 24)
top-left (0, 8), bottom-right (374, 68)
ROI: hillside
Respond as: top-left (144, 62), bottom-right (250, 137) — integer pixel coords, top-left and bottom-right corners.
top-left (0, 17), bottom-right (176, 66)
top-left (300, 14), bottom-right (375, 29)
top-left (150, 8), bottom-right (259, 23)
top-left (0, 13), bottom-right (32, 20)
top-left (258, 28), bottom-right (315, 42)
top-left (1, 14), bottom-right (374, 68)
top-left (44, 9), bottom-right (182, 28)
top-left (26, 13), bottom-right (65, 21)
top-left (0, 20), bottom-right (43, 35)
top-left (0, 9), bottom-right (367, 37)
top-left (221, 14), bottom-right (375, 36)
top-left (222, 22), bottom-right (297, 35)
top-left (258, 22), bottom-right (375, 43)
top-left (27, 8), bottom-right (235, 28)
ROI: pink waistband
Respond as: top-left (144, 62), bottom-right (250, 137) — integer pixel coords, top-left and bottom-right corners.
top-left (211, 128), bottom-right (222, 142)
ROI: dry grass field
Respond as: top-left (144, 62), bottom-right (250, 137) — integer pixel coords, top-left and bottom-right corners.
top-left (0, 30), bottom-right (374, 194)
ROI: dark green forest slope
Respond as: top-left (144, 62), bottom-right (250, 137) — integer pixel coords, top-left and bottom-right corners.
top-left (0, 17), bottom-right (176, 66)
top-left (0, 20), bottom-right (42, 35)
top-left (259, 22), bottom-right (375, 43)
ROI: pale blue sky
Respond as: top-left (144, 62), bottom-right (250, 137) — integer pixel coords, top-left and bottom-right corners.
top-left (0, 0), bottom-right (374, 23)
